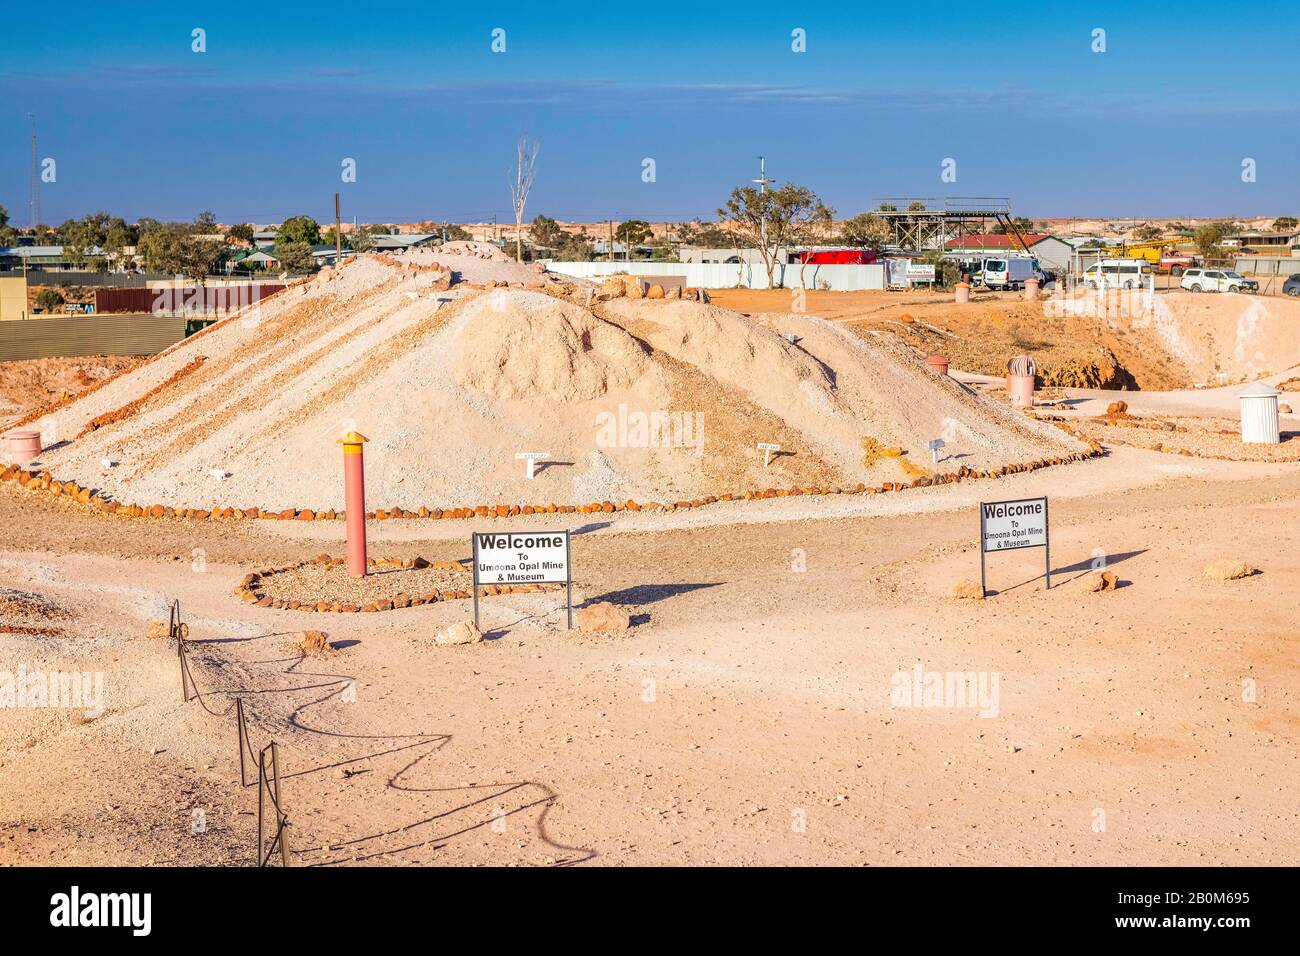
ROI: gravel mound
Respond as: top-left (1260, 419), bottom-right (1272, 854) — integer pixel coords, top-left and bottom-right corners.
top-left (8, 258), bottom-right (1087, 512)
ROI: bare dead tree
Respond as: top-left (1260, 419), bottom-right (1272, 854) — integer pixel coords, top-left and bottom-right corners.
top-left (509, 135), bottom-right (540, 262)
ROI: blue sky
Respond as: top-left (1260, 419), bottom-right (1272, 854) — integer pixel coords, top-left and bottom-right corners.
top-left (1, 1), bottom-right (1295, 226)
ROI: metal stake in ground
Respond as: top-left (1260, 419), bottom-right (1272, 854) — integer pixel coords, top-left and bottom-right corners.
top-left (338, 430), bottom-right (369, 577)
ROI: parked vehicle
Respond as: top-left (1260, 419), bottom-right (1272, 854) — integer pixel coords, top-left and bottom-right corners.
top-left (980, 255), bottom-right (1043, 291)
top-left (1160, 252), bottom-right (1200, 275)
top-left (1283, 274), bottom-right (1300, 297)
top-left (1180, 268), bottom-right (1258, 294)
top-left (1118, 240), bottom-right (1200, 274)
top-left (1081, 258), bottom-right (1152, 290)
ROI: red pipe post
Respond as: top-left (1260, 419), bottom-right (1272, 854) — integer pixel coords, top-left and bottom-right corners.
top-left (338, 431), bottom-right (369, 576)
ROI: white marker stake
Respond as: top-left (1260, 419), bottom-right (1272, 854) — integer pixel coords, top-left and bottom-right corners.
top-left (928, 438), bottom-right (946, 465)
top-left (757, 442), bottom-right (781, 468)
top-left (515, 451), bottom-right (551, 480)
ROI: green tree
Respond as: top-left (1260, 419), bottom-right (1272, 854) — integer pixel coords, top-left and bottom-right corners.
top-left (839, 212), bottom-right (891, 251)
top-left (277, 215), bottom-right (321, 247)
top-left (530, 214), bottom-right (564, 248)
top-left (0, 205), bottom-right (15, 247)
top-left (137, 227), bottom-right (224, 281)
top-left (1134, 223), bottom-right (1163, 241)
top-left (35, 288), bottom-right (66, 312)
top-left (226, 223), bottom-right (255, 243)
top-left (992, 216), bottom-right (1035, 235)
top-left (1272, 216), bottom-right (1298, 232)
top-left (718, 183), bottom-right (834, 287)
top-left (614, 220), bottom-right (652, 248)
top-left (275, 241), bottom-right (315, 274)
top-left (192, 210), bottom-right (218, 234)
top-left (918, 249), bottom-right (961, 287)
top-left (695, 225), bottom-right (740, 247)
top-left (1193, 222), bottom-right (1233, 259)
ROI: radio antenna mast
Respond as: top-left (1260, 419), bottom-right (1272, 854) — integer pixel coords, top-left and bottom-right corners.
top-left (29, 113), bottom-right (40, 232)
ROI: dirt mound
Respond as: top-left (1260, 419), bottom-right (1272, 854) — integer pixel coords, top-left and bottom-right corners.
top-left (4, 259), bottom-right (1086, 512)
top-left (397, 245), bottom-right (550, 288)
top-left (0, 356), bottom-right (141, 420)
top-left (1134, 292), bottom-right (1300, 384)
top-left (711, 288), bottom-right (1300, 391)
top-left (447, 293), bottom-right (664, 402)
top-left (436, 240), bottom-right (511, 261)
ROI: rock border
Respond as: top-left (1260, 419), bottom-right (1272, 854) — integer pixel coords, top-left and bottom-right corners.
top-left (0, 438), bottom-right (1105, 525)
top-left (233, 554), bottom-right (562, 613)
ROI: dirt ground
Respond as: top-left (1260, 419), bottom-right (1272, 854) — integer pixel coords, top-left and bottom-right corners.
top-left (2, 444), bottom-right (1296, 866)
top-left (0, 356), bottom-right (141, 422)
top-left (710, 288), bottom-right (1196, 391)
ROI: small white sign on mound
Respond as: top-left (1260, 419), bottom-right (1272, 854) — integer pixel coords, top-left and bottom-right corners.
top-left (757, 442), bottom-right (780, 467)
top-left (514, 451), bottom-right (551, 480)
top-left (473, 530), bottom-right (572, 629)
top-left (979, 496), bottom-right (1050, 597)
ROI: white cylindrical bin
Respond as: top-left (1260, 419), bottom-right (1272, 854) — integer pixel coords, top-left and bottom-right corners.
top-left (1238, 382), bottom-right (1281, 444)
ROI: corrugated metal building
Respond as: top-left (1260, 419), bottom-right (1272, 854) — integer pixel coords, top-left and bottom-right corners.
top-left (0, 313), bottom-right (191, 361)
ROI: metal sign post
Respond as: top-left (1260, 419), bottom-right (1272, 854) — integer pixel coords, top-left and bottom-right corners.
top-left (979, 496), bottom-right (1050, 598)
top-left (472, 533), bottom-right (481, 631)
top-left (472, 530), bottom-right (572, 631)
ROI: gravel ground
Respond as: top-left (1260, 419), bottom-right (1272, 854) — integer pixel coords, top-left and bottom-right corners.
top-left (256, 562), bottom-right (473, 605)
top-left (3, 452), bottom-right (1299, 866)
top-left (1070, 415), bottom-right (1300, 462)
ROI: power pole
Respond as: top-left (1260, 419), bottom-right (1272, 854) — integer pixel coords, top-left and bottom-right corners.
top-left (608, 219), bottom-right (615, 262)
top-left (334, 192), bottom-right (343, 265)
top-left (752, 155), bottom-right (774, 249)
top-left (29, 113), bottom-right (39, 232)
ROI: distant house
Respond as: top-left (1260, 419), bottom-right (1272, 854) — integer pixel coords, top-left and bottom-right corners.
top-left (366, 233), bottom-right (439, 252)
top-left (1229, 230), bottom-right (1300, 252)
top-left (0, 245), bottom-right (77, 271)
top-left (944, 233), bottom-right (1075, 273)
top-left (240, 250), bottom-right (281, 270)
top-left (310, 245), bottom-right (343, 265)
top-left (252, 229), bottom-right (279, 250)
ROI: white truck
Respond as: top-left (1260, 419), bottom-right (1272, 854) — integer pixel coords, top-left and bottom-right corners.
top-left (979, 255), bottom-right (1044, 291)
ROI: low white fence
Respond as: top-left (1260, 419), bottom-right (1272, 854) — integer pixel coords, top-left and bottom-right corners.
top-left (545, 260), bottom-right (886, 291)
